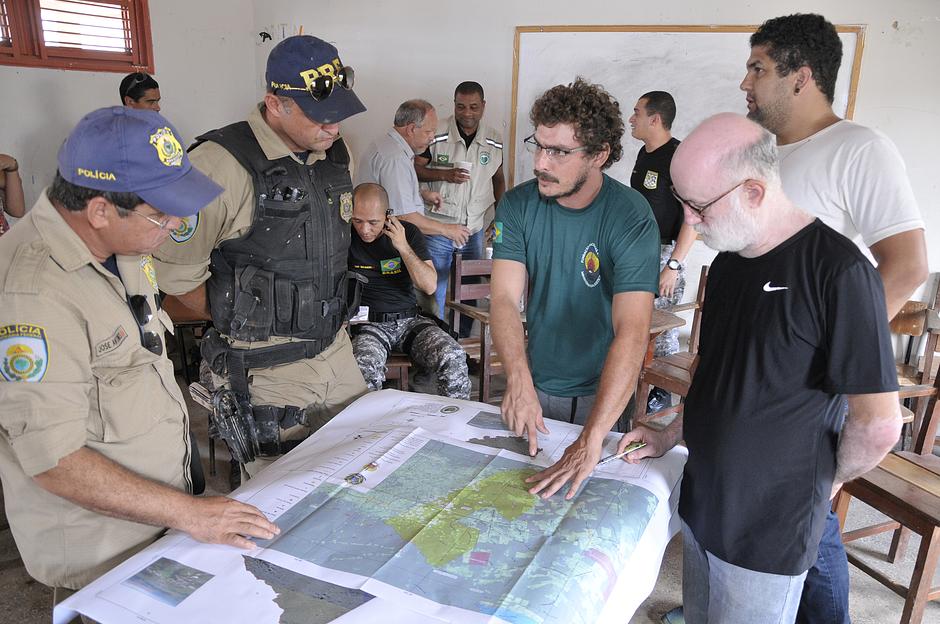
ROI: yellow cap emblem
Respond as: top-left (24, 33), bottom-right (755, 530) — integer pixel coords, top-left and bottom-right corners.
top-left (149, 127), bottom-right (184, 168)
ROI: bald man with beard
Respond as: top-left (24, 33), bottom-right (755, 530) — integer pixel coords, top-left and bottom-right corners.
top-left (617, 113), bottom-right (901, 624)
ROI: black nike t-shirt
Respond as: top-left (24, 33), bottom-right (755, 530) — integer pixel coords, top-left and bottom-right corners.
top-left (348, 221), bottom-right (430, 314)
top-left (680, 219), bottom-right (898, 575)
top-left (630, 137), bottom-right (682, 242)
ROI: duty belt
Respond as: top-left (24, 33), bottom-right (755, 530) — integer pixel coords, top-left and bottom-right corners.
top-left (368, 306), bottom-right (420, 323)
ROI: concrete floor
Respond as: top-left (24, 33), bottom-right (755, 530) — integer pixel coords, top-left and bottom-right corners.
top-left (2, 370), bottom-right (939, 623)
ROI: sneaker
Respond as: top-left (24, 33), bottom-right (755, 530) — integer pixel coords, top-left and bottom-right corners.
top-left (647, 387), bottom-right (672, 414)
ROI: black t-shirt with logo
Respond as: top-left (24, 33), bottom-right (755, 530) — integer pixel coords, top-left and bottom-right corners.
top-left (630, 137), bottom-right (682, 242)
top-left (348, 221), bottom-right (430, 314)
top-left (680, 219), bottom-right (898, 575)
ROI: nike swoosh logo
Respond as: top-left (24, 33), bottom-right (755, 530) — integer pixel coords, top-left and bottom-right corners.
top-left (763, 281), bottom-right (789, 292)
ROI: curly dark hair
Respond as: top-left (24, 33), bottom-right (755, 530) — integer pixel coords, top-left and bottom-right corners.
top-left (529, 77), bottom-right (623, 169)
top-left (750, 14), bottom-right (842, 104)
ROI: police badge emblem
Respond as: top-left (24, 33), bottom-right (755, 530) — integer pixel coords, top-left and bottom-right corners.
top-left (140, 255), bottom-right (159, 290)
top-left (149, 127), bottom-right (184, 167)
top-left (479, 152), bottom-right (490, 166)
top-left (643, 170), bottom-right (659, 190)
top-left (339, 191), bottom-right (353, 222)
top-left (0, 324), bottom-right (48, 382)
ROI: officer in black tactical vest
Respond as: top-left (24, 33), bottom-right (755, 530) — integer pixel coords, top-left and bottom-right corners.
top-left (153, 35), bottom-right (369, 477)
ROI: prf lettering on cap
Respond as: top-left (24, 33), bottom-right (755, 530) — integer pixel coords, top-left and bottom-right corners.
top-left (77, 168), bottom-right (117, 181)
top-left (299, 59), bottom-right (342, 88)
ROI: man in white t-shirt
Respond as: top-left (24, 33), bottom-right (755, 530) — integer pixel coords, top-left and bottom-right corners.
top-left (741, 13), bottom-right (927, 624)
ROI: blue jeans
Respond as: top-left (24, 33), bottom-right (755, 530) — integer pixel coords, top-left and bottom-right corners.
top-left (425, 230), bottom-right (484, 337)
top-left (682, 520), bottom-right (807, 624)
top-left (796, 509), bottom-right (851, 624)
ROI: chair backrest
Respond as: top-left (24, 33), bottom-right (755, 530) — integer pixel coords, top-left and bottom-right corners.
top-left (447, 252), bottom-right (494, 335)
top-left (687, 265), bottom-right (709, 355)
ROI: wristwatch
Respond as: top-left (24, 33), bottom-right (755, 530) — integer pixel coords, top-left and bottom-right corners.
top-left (666, 258), bottom-right (682, 271)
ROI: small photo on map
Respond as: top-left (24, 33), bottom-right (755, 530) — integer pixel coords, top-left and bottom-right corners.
top-left (466, 411), bottom-right (506, 431)
top-left (122, 557), bottom-right (214, 607)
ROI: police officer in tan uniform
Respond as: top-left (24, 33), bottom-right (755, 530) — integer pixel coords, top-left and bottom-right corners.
top-left (0, 107), bottom-right (279, 598)
top-left (415, 81), bottom-right (505, 334)
top-left (152, 35), bottom-right (368, 477)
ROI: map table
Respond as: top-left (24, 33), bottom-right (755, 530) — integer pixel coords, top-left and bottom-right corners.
top-left (55, 390), bottom-right (687, 624)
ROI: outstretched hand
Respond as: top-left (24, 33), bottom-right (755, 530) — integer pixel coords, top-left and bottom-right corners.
top-left (180, 496), bottom-right (280, 549)
top-left (525, 435), bottom-right (601, 500)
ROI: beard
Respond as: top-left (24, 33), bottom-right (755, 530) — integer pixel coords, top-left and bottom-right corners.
top-left (534, 166), bottom-right (590, 200)
top-left (695, 194), bottom-right (761, 253)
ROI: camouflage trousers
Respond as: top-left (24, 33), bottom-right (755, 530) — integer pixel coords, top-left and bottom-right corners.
top-left (352, 316), bottom-right (471, 399)
top-left (654, 242), bottom-right (686, 358)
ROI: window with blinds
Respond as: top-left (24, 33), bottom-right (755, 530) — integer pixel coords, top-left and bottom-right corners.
top-left (0, 0), bottom-right (153, 72)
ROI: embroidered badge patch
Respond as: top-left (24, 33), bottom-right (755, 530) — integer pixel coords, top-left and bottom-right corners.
top-left (436, 154), bottom-right (450, 164)
top-left (0, 323), bottom-right (48, 382)
top-left (95, 326), bottom-right (128, 357)
top-left (479, 152), bottom-right (490, 166)
top-left (380, 257), bottom-right (402, 274)
top-left (170, 214), bottom-right (198, 243)
top-left (643, 170), bottom-right (659, 190)
top-left (149, 127), bottom-right (184, 168)
top-left (491, 221), bottom-right (503, 244)
top-left (581, 243), bottom-right (601, 288)
top-left (140, 256), bottom-right (158, 290)
top-left (339, 192), bottom-right (353, 222)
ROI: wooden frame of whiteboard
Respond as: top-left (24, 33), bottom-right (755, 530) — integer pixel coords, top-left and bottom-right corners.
top-left (508, 24), bottom-right (866, 187)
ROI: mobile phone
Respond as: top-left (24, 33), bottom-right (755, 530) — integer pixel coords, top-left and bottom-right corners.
top-left (384, 208), bottom-right (393, 230)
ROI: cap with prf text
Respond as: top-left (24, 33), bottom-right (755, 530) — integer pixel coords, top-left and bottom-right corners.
top-left (57, 106), bottom-right (223, 218)
top-left (265, 35), bottom-right (366, 124)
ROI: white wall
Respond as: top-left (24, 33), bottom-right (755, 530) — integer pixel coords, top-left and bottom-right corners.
top-left (253, 0), bottom-right (940, 291)
top-left (1, 0), bottom-right (936, 297)
top-left (0, 0), bottom-right (258, 208)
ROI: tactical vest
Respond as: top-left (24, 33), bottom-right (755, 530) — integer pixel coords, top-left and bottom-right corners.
top-left (197, 122), bottom-right (355, 345)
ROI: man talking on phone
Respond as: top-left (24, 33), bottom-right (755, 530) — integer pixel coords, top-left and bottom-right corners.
top-left (348, 183), bottom-right (471, 398)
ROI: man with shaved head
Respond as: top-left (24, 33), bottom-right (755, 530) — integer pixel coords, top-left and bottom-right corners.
top-left (348, 183), bottom-right (470, 398)
top-left (618, 114), bottom-right (901, 623)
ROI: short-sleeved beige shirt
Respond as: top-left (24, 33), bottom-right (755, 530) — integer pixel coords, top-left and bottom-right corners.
top-left (0, 193), bottom-right (191, 589)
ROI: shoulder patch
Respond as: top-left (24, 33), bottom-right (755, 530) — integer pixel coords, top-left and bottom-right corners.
top-left (0, 324), bottom-right (49, 382)
top-left (485, 138), bottom-right (503, 149)
top-left (430, 134), bottom-right (449, 145)
top-left (170, 214), bottom-right (199, 243)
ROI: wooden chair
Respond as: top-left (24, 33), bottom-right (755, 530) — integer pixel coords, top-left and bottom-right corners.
top-left (633, 265), bottom-right (709, 425)
top-left (833, 303), bottom-right (940, 624)
top-left (895, 283), bottom-right (940, 444)
top-left (445, 252), bottom-right (520, 403)
top-left (383, 353), bottom-right (412, 391)
top-left (834, 369), bottom-right (940, 624)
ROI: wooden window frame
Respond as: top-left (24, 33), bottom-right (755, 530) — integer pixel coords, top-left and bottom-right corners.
top-left (0, 0), bottom-right (154, 73)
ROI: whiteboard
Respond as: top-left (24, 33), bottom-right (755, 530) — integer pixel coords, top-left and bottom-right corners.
top-left (510, 25), bottom-right (865, 186)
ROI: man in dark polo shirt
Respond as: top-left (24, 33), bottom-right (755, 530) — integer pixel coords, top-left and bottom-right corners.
top-left (349, 183), bottom-right (470, 399)
top-left (618, 113), bottom-right (901, 623)
top-left (628, 90), bottom-right (697, 413)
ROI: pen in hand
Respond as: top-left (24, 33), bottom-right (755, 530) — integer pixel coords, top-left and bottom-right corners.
top-left (595, 442), bottom-right (647, 468)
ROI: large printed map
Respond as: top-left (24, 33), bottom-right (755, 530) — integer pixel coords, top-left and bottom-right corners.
top-left (56, 391), bottom-right (686, 624)
top-left (260, 436), bottom-right (659, 624)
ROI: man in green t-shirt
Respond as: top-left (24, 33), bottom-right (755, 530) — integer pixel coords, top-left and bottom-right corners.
top-left (491, 78), bottom-right (660, 500)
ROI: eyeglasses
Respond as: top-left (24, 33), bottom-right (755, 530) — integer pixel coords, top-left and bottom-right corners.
top-left (523, 134), bottom-right (589, 162)
top-left (670, 179), bottom-right (753, 216)
top-left (306, 66), bottom-right (355, 101)
top-left (128, 294), bottom-right (163, 356)
top-left (130, 209), bottom-right (174, 230)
